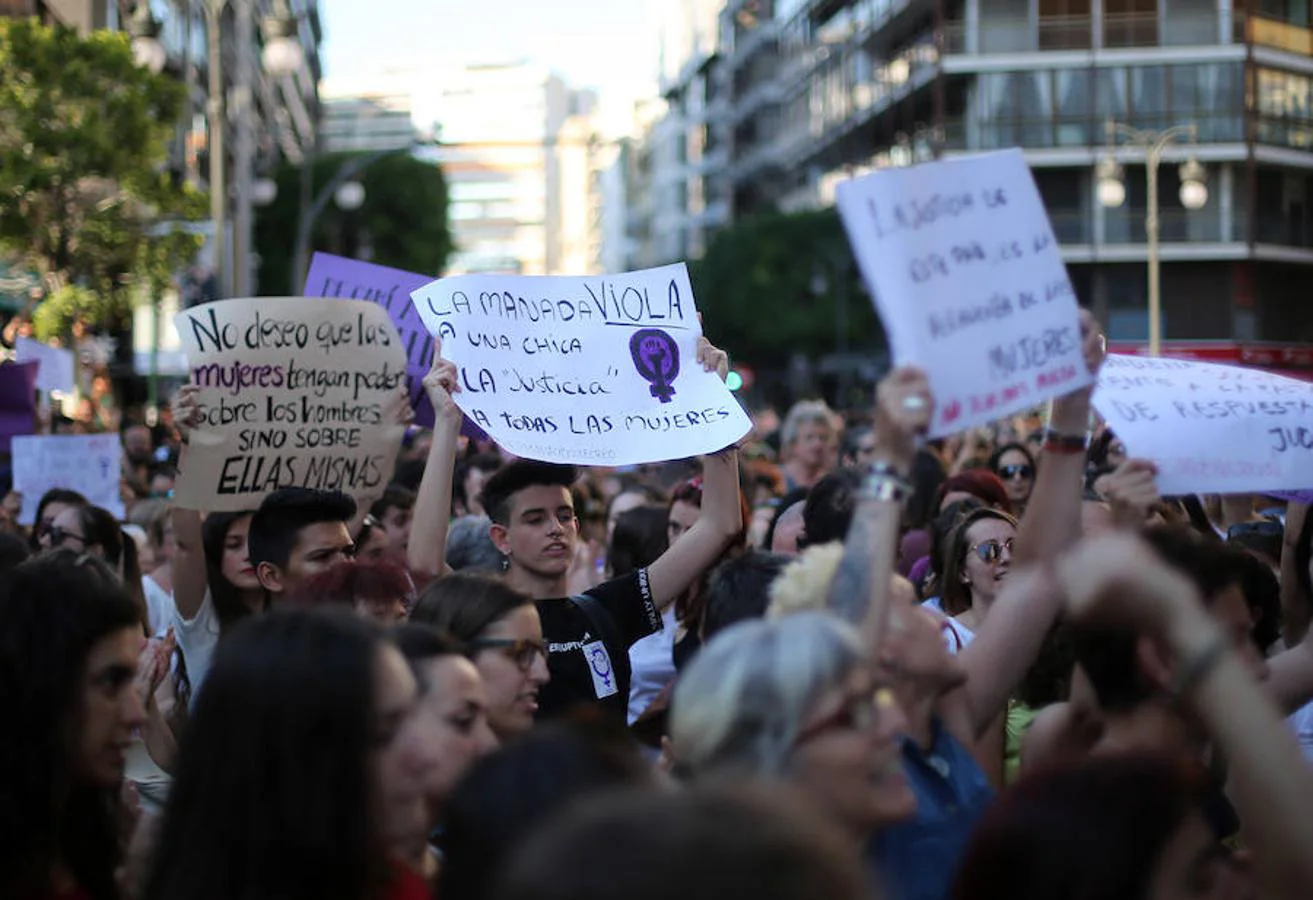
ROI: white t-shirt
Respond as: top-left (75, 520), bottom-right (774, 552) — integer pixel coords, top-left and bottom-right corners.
top-left (173, 589), bottom-right (220, 705)
top-left (1289, 701), bottom-right (1313, 764)
top-left (143, 576), bottom-right (177, 638)
top-left (921, 598), bottom-right (976, 655)
top-left (627, 606), bottom-right (678, 725)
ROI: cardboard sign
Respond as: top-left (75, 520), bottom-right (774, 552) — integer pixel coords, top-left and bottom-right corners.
top-left (0, 361), bottom-right (38, 452)
top-left (837, 148), bottom-right (1092, 437)
top-left (15, 338), bottom-right (76, 394)
top-left (409, 264), bottom-right (752, 466)
top-left (13, 434), bottom-right (123, 524)
top-left (303, 253), bottom-right (437, 427)
top-left (172, 297), bottom-right (408, 512)
top-left (1093, 354), bottom-right (1313, 495)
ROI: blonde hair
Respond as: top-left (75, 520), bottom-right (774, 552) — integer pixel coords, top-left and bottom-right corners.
top-left (767, 543), bottom-right (843, 619)
top-left (767, 542), bottom-right (917, 630)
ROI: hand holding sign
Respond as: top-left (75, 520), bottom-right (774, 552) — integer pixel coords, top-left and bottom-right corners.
top-left (409, 264), bottom-right (751, 466)
top-left (422, 338), bottom-right (463, 427)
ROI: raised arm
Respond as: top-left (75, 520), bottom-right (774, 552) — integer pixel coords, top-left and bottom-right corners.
top-left (169, 386), bottom-right (208, 621)
top-left (407, 344), bottom-right (463, 580)
top-left (645, 336), bottom-right (742, 611)
top-left (950, 313), bottom-right (1106, 736)
top-left (1014, 308), bottom-right (1104, 566)
top-left (823, 367), bottom-right (931, 648)
top-left (1059, 534), bottom-right (1313, 900)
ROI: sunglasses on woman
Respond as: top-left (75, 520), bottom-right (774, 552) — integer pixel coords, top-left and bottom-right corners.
top-left (795, 687), bottom-right (898, 745)
top-left (998, 464), bottom-right (1035, 481)
top-left (46, 526), bottom-right (87, 549)
top-left (467, 637), bottom-right (548, 671)
top-left (969, 537), bottom-right (1014, 565)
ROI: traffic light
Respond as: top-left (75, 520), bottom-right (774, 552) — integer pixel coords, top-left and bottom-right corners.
top-left (726, 370), bottom-right (744, 391)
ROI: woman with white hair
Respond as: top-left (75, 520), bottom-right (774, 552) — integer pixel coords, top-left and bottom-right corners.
top-left (780, 400), bottom-right (838, 491)
top-left (669, 612), bottom-right (914, 844)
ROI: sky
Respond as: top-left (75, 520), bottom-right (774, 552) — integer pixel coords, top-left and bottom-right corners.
top-left (321, 0), bottom-right (661, 101)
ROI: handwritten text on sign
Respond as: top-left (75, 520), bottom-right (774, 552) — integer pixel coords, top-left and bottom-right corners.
top-left (836, 148), bottom-right (1091, 437)
top-left (1093, 354), bottom-right (1313, 495)
top-left (409, 264), bottom-right (751, 465)
top-left (173, 297), bottom-right (407, 512)
top-left (13, 434), bottom-right (124, 525)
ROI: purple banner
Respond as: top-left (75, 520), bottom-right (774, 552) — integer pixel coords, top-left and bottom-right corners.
top-left (304, 253), bottom-right (438, 427)
top-left (0, 361), bottom-right (38, 453)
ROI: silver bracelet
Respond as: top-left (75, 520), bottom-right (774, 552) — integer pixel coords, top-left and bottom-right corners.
top-left (859, 473), bottom-right (911, 503)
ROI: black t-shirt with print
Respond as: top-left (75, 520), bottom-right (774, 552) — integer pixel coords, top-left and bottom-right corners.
top-left (535, 568), bottom-right (662, 724)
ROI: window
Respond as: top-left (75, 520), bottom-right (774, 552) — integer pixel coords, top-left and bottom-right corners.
top-left (1054, 68), bottom-right (1093, 145)
top-left (1130, 65), bottom-right (1167, 128)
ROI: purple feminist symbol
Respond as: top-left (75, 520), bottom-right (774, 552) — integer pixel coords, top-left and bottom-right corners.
top-left (629, 329), bottom-right (680, 404)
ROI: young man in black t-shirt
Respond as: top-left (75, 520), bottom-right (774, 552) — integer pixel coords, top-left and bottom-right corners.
top-left (408, 336), bottom-right (743, 724)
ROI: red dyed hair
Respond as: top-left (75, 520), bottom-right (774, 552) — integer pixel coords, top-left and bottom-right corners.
top-left (286, 559), bottom-right (414, 609)
top-left (934, 469), bottom-right (1012, 515)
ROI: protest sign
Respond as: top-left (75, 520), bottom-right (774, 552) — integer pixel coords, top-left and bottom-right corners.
top-left (0, 361), bottom-right (38, 452)
top-left (1093, 354), bottom-right (1313, 495)
top-left (172, 297), bottom-right (408, 512)
top-left (409, 264), bottom-right (752, 466)
top-left (836, 148), bottom-right (1091, 437)
top-left (304, 253), bottom-right (438, 427)
top-left (13, 434), bottom-right (123, 525)
top-left (15, 338), bottom-right (76, 394)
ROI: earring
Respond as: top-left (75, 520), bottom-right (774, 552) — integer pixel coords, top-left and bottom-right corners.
top-left (501, 552), bottom-right (511, 572)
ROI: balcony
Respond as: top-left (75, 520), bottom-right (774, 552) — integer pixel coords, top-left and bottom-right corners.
top-left (943, 114), bottom-right (1245, 152)
top-left (942, 12), bottom-right (1241, 55)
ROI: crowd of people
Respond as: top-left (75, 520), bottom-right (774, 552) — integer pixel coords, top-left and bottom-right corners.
top-left (4, 316), bottom-right (1313, 900)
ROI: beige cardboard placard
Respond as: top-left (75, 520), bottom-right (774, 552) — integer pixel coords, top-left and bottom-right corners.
top-left (173, 297), bottom-right (408, 512)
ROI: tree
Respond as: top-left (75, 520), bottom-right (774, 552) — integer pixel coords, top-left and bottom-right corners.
top-left (0, 18), bottom-right (206, 342)
top-left (689, 207), bottom-right (885, 372)
top-left (254, 150), bottom-right (453, 294)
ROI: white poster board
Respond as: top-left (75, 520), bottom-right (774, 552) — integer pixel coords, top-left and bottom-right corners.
top-left (837, 148), bottom-right (1092, 436)
top-left (409, 264), bottom-right (752, 466)
top-left (1093, 354), bottom-right (1313, 495)
top-left (15, 337), bottom-right (76, 394)
top-left (13, 434), bottom-right (124, 525)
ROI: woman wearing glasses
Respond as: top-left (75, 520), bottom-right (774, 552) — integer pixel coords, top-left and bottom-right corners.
top-left (988, 442), bottom-right (1037, 518)
top-left (410, 572), bottom-right (549, 741)
top-left (938, 508), bottom-right (1019, 652)
top-left (669, 613), bottom-right (914, 850)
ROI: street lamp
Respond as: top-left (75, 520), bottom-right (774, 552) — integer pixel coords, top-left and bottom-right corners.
top-left (251, 177), bottom-right (278, 207)
top-left (261, 0), bottom-right (304, 77)
top-left (292, 145), bottom-right (421, 291)
top-left (334, 181), bottom-right (366, 211)
top-left (128, 3), bottom-right (167, 74)
top-left (1096, 120), bottom-right (1208, 357)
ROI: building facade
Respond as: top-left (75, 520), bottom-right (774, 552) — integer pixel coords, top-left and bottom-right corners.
top-left (654, 0), bottom-right (1313, 350)
top-left (425, 61), bottom-right (605, 276)
top-left (321, 75), bottom-right (418, 153)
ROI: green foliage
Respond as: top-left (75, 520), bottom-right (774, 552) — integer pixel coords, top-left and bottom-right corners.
top-left (255, 150), bottom-right (453, 294)
top-left (0, 18), bottom-right (204, 341)
top-left (690, 208), bottom-right (885, 368)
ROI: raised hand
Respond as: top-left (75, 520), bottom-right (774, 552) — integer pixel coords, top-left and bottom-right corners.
top-left (696, 336), bottom-right (730, 383)
top-left (872, 366), bottom-right (934, 473)
top-left (171, 385), bottom-right (201, 442)
top-left (1100, 458), bottom-right (1161, 529)
top-left (422, 338), bottom-right (463, 425)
